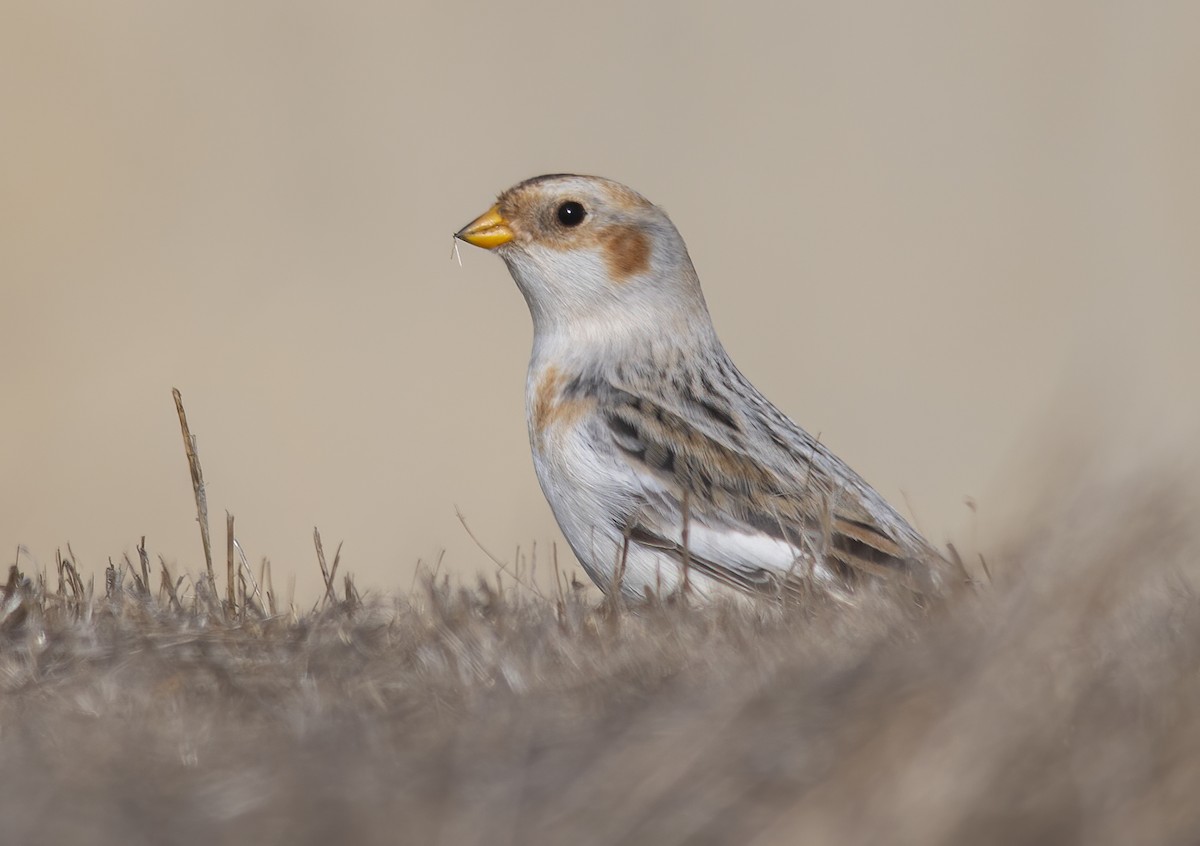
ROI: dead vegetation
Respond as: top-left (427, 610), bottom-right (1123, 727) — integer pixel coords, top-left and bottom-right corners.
top-left (3, 392), bottom-right (1199, 845)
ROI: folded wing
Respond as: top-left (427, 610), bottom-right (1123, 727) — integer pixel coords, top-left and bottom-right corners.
top-left (593, 379), bottom-right (940, 596)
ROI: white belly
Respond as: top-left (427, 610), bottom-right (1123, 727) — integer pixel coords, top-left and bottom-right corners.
top-left (530, 415), bottom-right (757, 601)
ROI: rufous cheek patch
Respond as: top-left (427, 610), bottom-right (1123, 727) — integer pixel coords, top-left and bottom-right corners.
top-left (600, 226), bottom-right (651, 283)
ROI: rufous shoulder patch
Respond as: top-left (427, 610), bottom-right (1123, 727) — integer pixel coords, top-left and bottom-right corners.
top-left (532, 366), bottom-right (595, 445)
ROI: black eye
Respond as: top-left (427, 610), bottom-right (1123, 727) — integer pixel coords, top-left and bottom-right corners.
top-left (556, 201), bottom-right (586, 227)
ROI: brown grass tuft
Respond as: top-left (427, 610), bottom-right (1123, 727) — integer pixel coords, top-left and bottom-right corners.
top-left (2, 472), bottom-right (1200, 844)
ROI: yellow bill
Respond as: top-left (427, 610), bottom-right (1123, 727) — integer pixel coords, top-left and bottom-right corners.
top-left (455, 205), bottom-right (513, 249)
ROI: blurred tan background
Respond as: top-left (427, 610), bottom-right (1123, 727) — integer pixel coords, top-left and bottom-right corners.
top-left (2, 2), bottom-right (1197, 600)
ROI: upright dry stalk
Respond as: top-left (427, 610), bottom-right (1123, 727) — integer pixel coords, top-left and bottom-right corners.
top-left (263, 557), bottom-right (276, 616)
top-left (172, 388), bottom-right (214, 587)
top-left (226, 511), bottom-right (236, 614)
top-left (137, 536), bottom-right (151, 598)
top-left (313, 528), bottom-right (338, 607)
top-left (158, 555), bottom-right (183, 612)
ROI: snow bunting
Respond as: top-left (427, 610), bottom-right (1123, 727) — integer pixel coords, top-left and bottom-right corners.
top-left (455, 174), bottom-right (945, 600)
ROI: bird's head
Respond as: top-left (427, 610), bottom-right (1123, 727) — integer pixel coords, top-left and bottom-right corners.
top-left (456, 174), bottom-right (712, 344)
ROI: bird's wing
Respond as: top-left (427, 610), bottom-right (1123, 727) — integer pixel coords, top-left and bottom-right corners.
top-left (595, 383), bottom-right (937, 594)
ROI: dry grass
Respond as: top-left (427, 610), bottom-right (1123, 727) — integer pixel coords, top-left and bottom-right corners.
top-left (3, 471), bottom-right (1200, 845)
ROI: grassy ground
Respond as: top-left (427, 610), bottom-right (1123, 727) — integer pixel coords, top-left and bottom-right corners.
top-left (3, 475), bottom-right (1199, 845)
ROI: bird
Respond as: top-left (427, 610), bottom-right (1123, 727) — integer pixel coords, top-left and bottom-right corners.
top-left (455, 174), bottom-right (947, 602)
